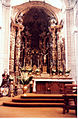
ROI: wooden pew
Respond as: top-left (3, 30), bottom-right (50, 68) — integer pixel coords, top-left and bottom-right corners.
top-left (63, 84), bottom-right (77, 115)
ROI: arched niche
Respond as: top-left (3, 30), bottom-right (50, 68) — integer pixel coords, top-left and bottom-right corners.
top-left (12, 1), bottom-right (61, 23)
top-left (10, 1), bottom-right (66, 78)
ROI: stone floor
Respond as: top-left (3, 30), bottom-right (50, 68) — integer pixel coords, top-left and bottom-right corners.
top-left (0, 94), bottom-right (77, 118)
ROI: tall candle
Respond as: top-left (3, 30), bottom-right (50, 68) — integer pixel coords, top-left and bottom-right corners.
top-left (31, 59), bottom-right (32, 66)
top-left (38, 59), bottom-right (39, 67)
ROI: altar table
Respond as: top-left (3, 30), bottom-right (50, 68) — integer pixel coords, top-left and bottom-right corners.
top-left (32, 77), bottom-right (75, 94)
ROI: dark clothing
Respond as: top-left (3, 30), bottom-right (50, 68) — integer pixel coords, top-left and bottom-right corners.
top-left (1, 74), bottom-right (9, 87)
top-left (2, 73), bottom-right (9, 79)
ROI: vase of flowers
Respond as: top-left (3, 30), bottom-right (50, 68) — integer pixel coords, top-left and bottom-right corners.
top-left (23, 85), bottom-right (28, 94)
top-left (21, 66), bottom-right (26, 72)
top-left (52, 69), bottom-right (56, 76)
top-left (35, 68), bottom-right (40, 75)
top-left (65, 69), bottom-right (71, 77)
top-left (9, 75), bottom-right (14, 81)
top-left (58, 70), bottom-right (63, 76)
top-left (19, 76), bottom-right (33, 94)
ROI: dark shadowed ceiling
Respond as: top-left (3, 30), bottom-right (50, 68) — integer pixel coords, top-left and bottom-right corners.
top-left (22, 7), bottom-right (57, 49)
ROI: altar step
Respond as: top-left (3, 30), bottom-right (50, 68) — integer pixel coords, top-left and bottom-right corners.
top-left (12, 98), bottom-right (64, 103)
top-left (3, 94), bottom-right (64, 107)
top-left (3, 102), bottom-right (64, 107)
top-left (21, 95), bottom-right (64, 99)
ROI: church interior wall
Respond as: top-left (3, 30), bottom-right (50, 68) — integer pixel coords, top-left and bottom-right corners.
top-left (0, 1), bottom-right (2, 84)
top-left (0, 1), bottom-right (10, 85)
top-left (65, 0), bottom-right (78, 81)
top-left (73, 1), bottom-right (78, 81)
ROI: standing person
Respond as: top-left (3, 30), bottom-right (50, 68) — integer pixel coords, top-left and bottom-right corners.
top-left (1, 69), bottom-right (9, 87)
top-left (0, 69), bottom-right (9, 96)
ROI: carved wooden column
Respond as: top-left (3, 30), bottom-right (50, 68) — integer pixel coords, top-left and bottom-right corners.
top-left (15, 28), bottom-right (21, 76)
top-left (61, 38), bottom-right (66, 74)
top-left (51, 28), bottom-right (57, 72)
top-left (20, 36), bottom-right (24, 67)
top-left (57, 28), bottom-right (66, 74)
top-left (24, 36), bottom-right (27, 66)
top-left (9, 21), bottom-right (16, 74)
top-left (15, 24), bottom-right (24, 77)
top-left (57, 32), bottom-right (62, 73)
top-left (49, 33), bottom-right (53, 74)
top-left (49, 24), bottom-right (63, 74)
top-left (21, 30), bottom-right (32, 66)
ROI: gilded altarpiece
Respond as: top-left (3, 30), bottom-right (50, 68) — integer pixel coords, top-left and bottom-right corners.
top-left (9, 7), bottom-right (66, 79)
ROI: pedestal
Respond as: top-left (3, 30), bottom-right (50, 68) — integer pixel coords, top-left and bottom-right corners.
top-left (43, 65), bottom-right (47, 73)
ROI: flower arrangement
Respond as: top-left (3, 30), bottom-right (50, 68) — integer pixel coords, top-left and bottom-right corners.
top-left (32, 66), bottom-right (40, 75)
top-left (19, 76), bottom-right (33, 85)
top-left (21, 66), bottom-right (32, 73)
top-left (52, 69), bottom-right (56, 76)
top-left (65, 69), bottom-right (71, 74)
top-left (52, 69), bottom-right (56, 73)
top-left (65, 69), bottom-right (71, 77)
top-left (35, 68), bottom-right (40, 73)
top-left (9, 75), bottom-right (14, 81)
top-left (58, 69), bottom-right (63, 74)
top-left (26, 68), bottom-right (32, 72)
top-left (21, 66), bottom-right (26, 72)
top-left (17, 76), bottom-right (21, 80)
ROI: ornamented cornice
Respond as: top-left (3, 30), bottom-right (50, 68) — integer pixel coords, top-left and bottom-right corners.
top-left (11, 19), bottom-right (24, 31)
top-left (12, 1), bottom-right (60, 23)
top-left (2, 0), bottom-right (11, 7)
top-left (65, 0), bottom-right (77, 11)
